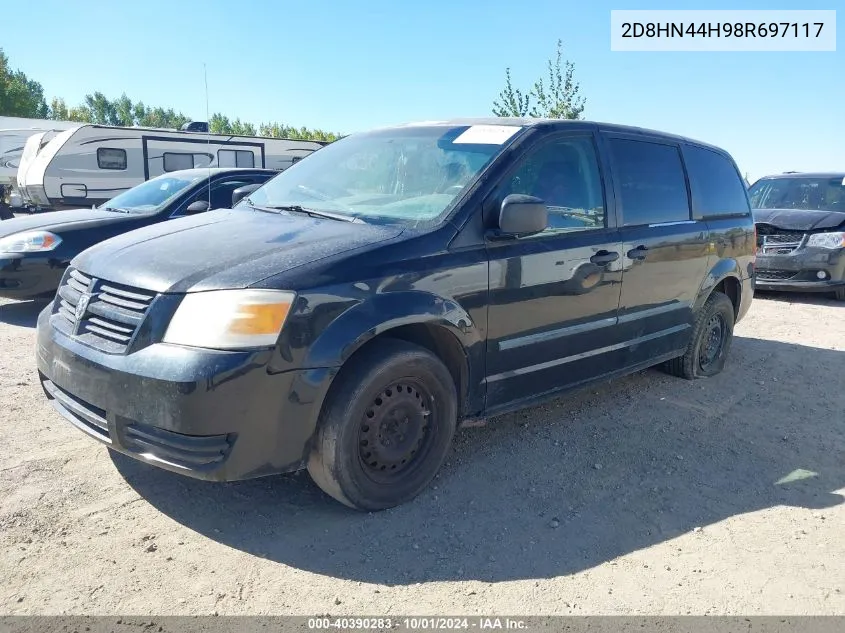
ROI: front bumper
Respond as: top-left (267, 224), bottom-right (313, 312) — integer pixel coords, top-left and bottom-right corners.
top-left (754, 247), bottom-right (845, 293)
top-left (0, 256), bottom-right (65, 300)
top-left (36, 306), bottom-right (335, 481)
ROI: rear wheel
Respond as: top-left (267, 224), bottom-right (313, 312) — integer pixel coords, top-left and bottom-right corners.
top-left (307, 339), bottom-right (457, 511)
top-left (662, 291), bottom-right (735, 380)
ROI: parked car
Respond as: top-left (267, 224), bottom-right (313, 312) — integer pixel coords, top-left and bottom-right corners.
top-left (35, 118), bottom-right (755, 510)
top-left (750, 172), bottom-right (845, 300)
top-left (0, 167), bottom-right (276, 300)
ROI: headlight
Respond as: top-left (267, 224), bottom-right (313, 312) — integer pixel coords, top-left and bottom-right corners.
top-left (806, 231), bottom-right (845, 249)
top-left (162, 289), bottom-right (296, 350)
top-left (0, 230), bottom-right (62, 254)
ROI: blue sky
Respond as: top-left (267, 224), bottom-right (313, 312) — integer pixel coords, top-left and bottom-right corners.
top-left (5, 0), bottom-right (841, 182)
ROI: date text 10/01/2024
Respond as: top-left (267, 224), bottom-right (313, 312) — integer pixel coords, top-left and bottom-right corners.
top-left (307, 617), bottom-right (528, 630)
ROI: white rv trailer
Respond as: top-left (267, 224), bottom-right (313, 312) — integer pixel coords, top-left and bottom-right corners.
top-left (15, 130), bottom-right (64, 205)
top-left (0, 116), bottom-right (80, 187)
top-left (21, 124), bottom-right (328, 210)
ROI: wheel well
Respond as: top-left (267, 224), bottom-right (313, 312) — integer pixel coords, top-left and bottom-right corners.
top-left (348, 324), bottom-right (469, 418)
top-left (713, 276), bottom-right (740, 317)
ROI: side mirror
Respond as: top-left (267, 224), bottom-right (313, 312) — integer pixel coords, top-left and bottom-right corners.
top-left (494, 194), bottom-right (548, 237)
top-left (232, 183), bottom-right (262, 207)
top-left (185, 200), bottom-right (210, 214)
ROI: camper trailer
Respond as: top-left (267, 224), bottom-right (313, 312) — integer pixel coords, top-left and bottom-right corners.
top-left (0, 117), bottom-right (80, 187)
top-left (19, 124), bottom-right (328, 210)
top-left (14, 130), bottom-right (64, 207)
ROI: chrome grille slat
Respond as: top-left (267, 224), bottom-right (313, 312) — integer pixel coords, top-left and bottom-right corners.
top-left (86, 301), bottom-right (144, 327)
top-left (66, 277), bottom-right (89, 294)
top-left (69, 269), bottom-right (92, 285)
top-left (98, 293), bottom-right (149, 311)
top-left (99, 284), bottom-right (155, 303)
top-left (51, 267), bottom-right (157, 354)
top-left (84, 324), bottom-right (132, 343)
top-left (57, 284), bottom-right (82, 305)
top-left (87, 316), bottom-right (134, 335)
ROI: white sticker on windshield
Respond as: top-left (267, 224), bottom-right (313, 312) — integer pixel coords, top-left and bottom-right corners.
top-left (452, 125), bottom-right (521, 145)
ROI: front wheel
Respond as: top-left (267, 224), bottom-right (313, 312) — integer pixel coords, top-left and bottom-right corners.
top-left (307, 339), bottom-right (457, 511)
top-left (662, 291), bottom-right (735, 380)
top-left (834, 287), bottom-right (845, 302)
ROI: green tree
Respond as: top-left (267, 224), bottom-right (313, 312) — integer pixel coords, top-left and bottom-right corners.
top-left (0, 48), bottom-right (49, 118)
top-left (84, 91), bottom-right (119, 125)
top-left (114, 93), bottom-right (134, 127)
top-left (48, 97), bottom-right (70, 121)
top-left (209, 112), bottom-right (232, 134)
top-left (230, 118), bottom-right (257, 136)
top-left (491, 69), bottom-right (531, 118)
top-left (492, 39), bottom-right (586, 119)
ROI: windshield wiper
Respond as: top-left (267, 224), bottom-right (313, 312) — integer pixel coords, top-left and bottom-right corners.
top-left (261, 204), bottom-right (362, 223)
top-left (102, 206), bottom-right (132, 214)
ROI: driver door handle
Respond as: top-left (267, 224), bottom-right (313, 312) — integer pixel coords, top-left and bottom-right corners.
top-left (589, 250), bottom-right (620, 265)
top-left (627, 245), bottom-right (648, 260)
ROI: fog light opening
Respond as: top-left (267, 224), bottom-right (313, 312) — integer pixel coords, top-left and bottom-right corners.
top-left (817, 271), bottom-right (828, 280)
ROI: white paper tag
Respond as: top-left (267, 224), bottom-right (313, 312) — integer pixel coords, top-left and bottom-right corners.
top-left (452, 125), bottom-right (521, 145)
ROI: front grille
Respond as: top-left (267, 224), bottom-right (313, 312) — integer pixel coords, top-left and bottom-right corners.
top-left (53, 268), bottom-right (157, 353)
top-left (756, 228), bottom-right (806, 255)
top-left (756, 269), bottom-right (797, 281)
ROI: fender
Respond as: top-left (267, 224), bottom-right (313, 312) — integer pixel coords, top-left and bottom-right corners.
top-left (303, 290), bottom-right (483, 369)
top-left (693, 257), bottom-right (744, 314)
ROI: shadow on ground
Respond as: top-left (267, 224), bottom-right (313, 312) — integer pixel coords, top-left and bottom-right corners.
top-left (755, 290), bottom-right (844, 308)
top-left (113, 336), bottom-right (845, 585)
top-left (0, 299), bottom-right (49, 328)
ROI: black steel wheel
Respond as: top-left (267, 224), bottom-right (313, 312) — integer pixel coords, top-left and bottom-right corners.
top-left (662, 291), bottom-right (735, 380)
top-left (357, 380), bottom-right (437, 483)
top-left (307, 339), bottom-right (457, 511)
top-left (698, 313), bottom-right (727, 373)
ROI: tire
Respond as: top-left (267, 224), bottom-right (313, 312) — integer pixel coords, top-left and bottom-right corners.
top-left (662, 291), bottom-right (735, 380)
top-left (834, 287), bottom-right (845, 302)
top-left (0, 204), bottom-right (13, 221)
top-left (307, 338), bottom-right (457, 511)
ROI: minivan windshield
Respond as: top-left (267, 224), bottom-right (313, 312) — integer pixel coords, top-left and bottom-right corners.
top-left (240, 124), bottom-right (521, 225)
top-left (748, 176), bottom-right (845, 213)
top-left (100, 173), bottom-right (203, 214)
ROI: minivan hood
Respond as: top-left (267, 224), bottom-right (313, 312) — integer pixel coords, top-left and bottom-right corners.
top-left (0, 208), bottom-right (137, 237)
top-left (753, 208), bottom-right (845, 231)
top-left (73, 208), bottom-right (405, 293)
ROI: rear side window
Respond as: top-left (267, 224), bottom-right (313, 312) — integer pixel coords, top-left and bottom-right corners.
top-left (607, 138), bottom-right (690, 226)
top-left (684, 145), bottom-right (750, 218)
top-left (163, 152), bottom-right (194, 172)
top-left (218, 149), bottom-right (256, 168)
top-left (97, 147), bottom-right (126, 170)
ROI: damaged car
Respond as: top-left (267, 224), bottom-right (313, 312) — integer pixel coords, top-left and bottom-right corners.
top-left (750, 172), bottom-right (845, 300)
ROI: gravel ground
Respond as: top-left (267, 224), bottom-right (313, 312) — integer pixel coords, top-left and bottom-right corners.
top-left (0, 292), bottom-right (843, 616)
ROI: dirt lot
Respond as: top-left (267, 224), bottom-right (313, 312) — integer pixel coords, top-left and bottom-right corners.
top-left (0, 292), bottom-right (843, 616)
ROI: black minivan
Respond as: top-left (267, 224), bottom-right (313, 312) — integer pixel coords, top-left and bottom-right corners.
top-left (35, 119), bottom-right (755, 510)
